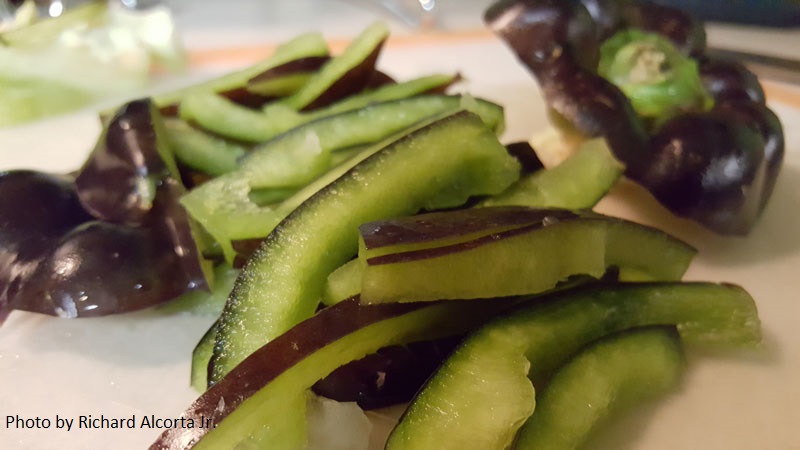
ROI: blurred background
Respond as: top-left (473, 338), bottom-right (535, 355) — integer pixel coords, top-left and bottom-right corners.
top-left (158, 0), bottom-right (800, 53)
top-left (4, 0), bottom-right (799, 63)
top-left (5, 1), bottom-right (800, 40)
top-left (1, 0), bottom-right (798, 127)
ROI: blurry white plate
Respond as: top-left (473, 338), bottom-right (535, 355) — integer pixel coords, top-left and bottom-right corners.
top-left (1, 37), bottom-right (799, 450)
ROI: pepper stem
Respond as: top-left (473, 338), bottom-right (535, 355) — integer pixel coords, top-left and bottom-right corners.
top-left (627, 43), bottom-right (669, 84)
top-left (598, 29), bottom-right (712, 125)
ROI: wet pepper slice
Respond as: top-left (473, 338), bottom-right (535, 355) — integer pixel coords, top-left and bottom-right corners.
top-left (0, 100), bottom-right (208, 323)
top-left (485, 0), bottom-right (784, 235)
top-left (76, 100), bottom-right (183, 224)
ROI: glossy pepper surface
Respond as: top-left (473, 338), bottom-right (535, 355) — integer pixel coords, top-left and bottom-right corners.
top-left (0, 100), bottom-right (208, 323)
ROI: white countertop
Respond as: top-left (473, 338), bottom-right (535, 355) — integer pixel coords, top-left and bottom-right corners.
top-left (1, 3), bottom-right (799, 450)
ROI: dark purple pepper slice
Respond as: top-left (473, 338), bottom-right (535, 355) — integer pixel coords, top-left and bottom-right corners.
top-left (538, 57), bottom-right (649, 163)
top-left (231, 238), bottom-right (262, 269)
top-left (75, 99), bottom-right (180, 225)
top-left (505, 141), bottom-right (545, 173)
top-left (159, 56), bottom-right (332, 116)
top-left (359, 207), bottom-right (579, 251)
top-left (78, 98), bottom-right (207, 287)
top-left (225, 55), bottom-right (332, 109)
top-left (313, 336), bottom-right (462, 410)
top-left (17, 223), bottom-right (152, 317)
top-left (0, 171), bottom-right (92, 322)
top-left (16, 221), bottom-right (191, 318)
top-left (301, 41), bottom-right (387, 111)
top-left (2, 178), bottom-right (207, 320)
top-left (2, 99), bottom-right (208, 323)
top-left (247, 56), bottom-right (330, 86)
top-left (210, 87), bottom-right (274, 110)
top-left (365, 70), bottom-right (397, 89)
top-left (79, 98), bottom-right (207, 289)
top-left (147, 177), bottom-right (209, 292)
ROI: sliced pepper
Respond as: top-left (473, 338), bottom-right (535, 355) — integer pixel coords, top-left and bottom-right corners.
top-left (180, 95), bottom-right (505, 261)
top-left (1, 100), bottom-right (209, 322)
top-left (514, 326), bottom-right (685, 450)
top-left (386, 282), bottom-right (760, 450)
top-left (152, 297), bottom-right (520, 450)
top-left (206, 110), bottom-right (520, 383)
top-left (357, 207), bottom-right (695, 304)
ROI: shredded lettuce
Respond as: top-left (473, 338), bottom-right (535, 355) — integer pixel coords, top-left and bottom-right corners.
top-left (0, 1), bottom-right (185, 127)
top-left (0, 0), bottom-right (37, 34)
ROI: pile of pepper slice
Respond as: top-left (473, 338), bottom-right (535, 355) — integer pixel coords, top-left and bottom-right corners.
top-left (485, 0), bottom-right (785, 235)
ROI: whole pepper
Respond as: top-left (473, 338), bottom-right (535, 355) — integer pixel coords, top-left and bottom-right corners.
top-left (485, 0), bottom-right (784, 234)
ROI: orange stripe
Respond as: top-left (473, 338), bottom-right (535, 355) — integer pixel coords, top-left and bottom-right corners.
top-left (186, 29), bottom-right (494, 68)
top-left (764, 81), bottom-right (800, 108)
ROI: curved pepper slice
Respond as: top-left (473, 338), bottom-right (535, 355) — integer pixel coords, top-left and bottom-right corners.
top-left (485, 0), bottom-right (784, 235)
top-left (206, 110), bottom-right (519, 384)
top-left (386, 282), bottom-right (760, 450)
top-left (514, 326), bottom-right (685, 449)
top-left (150, 297), bottom-right (518, 450)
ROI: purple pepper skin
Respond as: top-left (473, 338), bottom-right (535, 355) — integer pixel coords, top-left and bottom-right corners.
top-left (312, 336), bottom-right (462, 410)
top-left (16, 220), bottom-right (195, 319)
top-left (0, 171), bottom-right (92, 322)
top-left (698, 57), bottom-right (766, 105)
top-left (75, 100), bottom-right (180, 225)
top-left (485, 0), bottom-right (600, 73)
top-left (635, 110), bottom-right (766, 234)
top-left (0, 100), bottom-right (208, 323)
top-left (485, 0), bottom-right (784, 235)
top-left (620, 1), bottom-right (706, 56)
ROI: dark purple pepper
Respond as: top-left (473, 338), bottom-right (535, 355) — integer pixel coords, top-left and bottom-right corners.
top-left (699, 56), bottom-right (767, 105)
top-left (536, 56), bottom-right (650, 164)
top-left (580, 0), bottom-right (631, 40)
top-left (17, 221), bottom-right (191, 318)
top-left (147, 177), bottom-right (209, 291)
top-left (77, 98), bottom-right (207, 289)
top-left (160, 56), bottom-right (331, 116)
top-left (485, 0), bottom-right (600, 72)
top-left (1, 100), bottom-right (208, 323)
top-left (0, 171), bottom-right (92, 322)
top-left (75, 99), bottom-right (181, 225)
top-left (312, 336), bottom-right (462, 410)
top-left (485, 0), bottom-right (784, 235)
top-left (621, 1), bottom-right (706, 56)
top-left (505, 141), bottom-right (545, 173)
top-left (636, 110), bottom-right (766, 234)
top-left (713, 101), bottom-right (785, 211)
